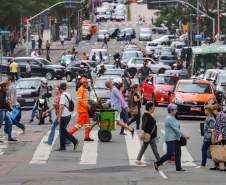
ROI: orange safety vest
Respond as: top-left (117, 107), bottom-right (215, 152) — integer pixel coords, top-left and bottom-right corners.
top-left (77, 85), bottom-right (88, 113)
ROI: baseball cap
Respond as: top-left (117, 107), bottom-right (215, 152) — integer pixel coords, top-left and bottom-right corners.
top-left (80, 78), bottom-right (90, 83)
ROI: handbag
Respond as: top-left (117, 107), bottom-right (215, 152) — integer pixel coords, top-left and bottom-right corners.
top-left (200, 122), bottom-right (204, 136)
top-left (141, 125), bottom-right (156, 143)
top-left (210, 143), bottom-right (226, 162)
top-left (179, 136), bottom-right (187, 146)
top-left (130, 93), bottom-right (139, 115)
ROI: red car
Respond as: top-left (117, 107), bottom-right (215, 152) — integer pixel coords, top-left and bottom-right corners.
top-left (140, 74), bottom-right (179, 105)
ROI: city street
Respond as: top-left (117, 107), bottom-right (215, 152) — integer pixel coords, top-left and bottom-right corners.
top-left (0, 3), bottom-right (226, 185)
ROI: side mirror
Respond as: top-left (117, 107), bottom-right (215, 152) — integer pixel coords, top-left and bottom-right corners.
top-left (147, 82), bottom-right (153, 86)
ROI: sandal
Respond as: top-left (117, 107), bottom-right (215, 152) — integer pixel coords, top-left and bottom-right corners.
top-left (210, 166), bottom-right (220, 170)
top-left (220, 168), bottom-right (226, 171)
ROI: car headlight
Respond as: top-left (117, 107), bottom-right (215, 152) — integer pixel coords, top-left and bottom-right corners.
top-left (174, 97), bottom-right (184, 104)
top-left (145, 48), bottom-right (150, 51)
top-left (78, 75), bottom-right (81, 78)
top-left (207, 98), bottom-right (215, 104)
top-left (159, 62), bottom-right (164, 65)
top-left (39, 98), bottom-right (45, 104)
top-left (17, 95), bottom-right (22, 98)
top-left (157, 89), bottom-right (166, 94)
top-left (121, 61), bottom-right (124, 63)
top-left (90, 96), bottom-right (97, 102)
top-left (105, 17), bottom-right (107, 18)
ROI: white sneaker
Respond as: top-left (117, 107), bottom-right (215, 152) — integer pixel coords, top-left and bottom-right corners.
top-left (135, 160), bottom-right (146, 165)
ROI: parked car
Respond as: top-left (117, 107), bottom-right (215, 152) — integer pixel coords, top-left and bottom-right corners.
top-left (65, 60), bottom-right (96, 82)
top-left (151, 25), bottom-right (168, 34)
top-left (158, 55), bottom-right (177, 68)
top-left (8, 57), bottom-right (65, 80)
top-left (165, 70), bottom-right (190, 79)
top-left (126, 57), bottom-right (171, 76)
top-left (121, 51), bottom-right (143, 64)
top-left (168, 79), bottom-right (216, 116)
top-left (108, 28), bottom-right (119, 38)
top-left (16, 78), bottom-right (52, 108)
top-left (139, 28), bottom-right (152, 41)
top-left (140, 74), bottom-right (179, 106)
top-left (88, 49), bottom-right (111, 64)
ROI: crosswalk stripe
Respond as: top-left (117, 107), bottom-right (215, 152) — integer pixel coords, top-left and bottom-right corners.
top-left (29, 130), bottom-right (59, 164)
top-left (125, 130), bottom-right (145, 166)
top-left (160, 130), bottom-right (196, 167)
top-left (80, 130), bottom-right (98, 164)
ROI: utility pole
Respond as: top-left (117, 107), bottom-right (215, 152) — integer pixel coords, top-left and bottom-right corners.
top-left (79, 8), bottom-right (83, 41)
top-left (218, 0), bottom-right (220, 40)
top-left (20, 17), bottom-right (23, 46)
top-left (190, 14), bottom-right (193, 47)
top-left (197, 0), bottom-right (199, 46)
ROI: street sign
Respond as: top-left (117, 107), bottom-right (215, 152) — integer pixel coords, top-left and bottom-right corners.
top-left (59, 24), bottom-right (69, 39)
top-left (147, 0), bottom-right (179, 10)
top-left (0, 31), bottom-right (11, 34)
top-left (64, 0), bottom-right (77, 8)
top-left (195, 35), bottom-right (206, 41)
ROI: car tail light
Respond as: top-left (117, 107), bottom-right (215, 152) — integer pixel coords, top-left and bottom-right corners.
top-left (6, 64), bottom-right (9, 67)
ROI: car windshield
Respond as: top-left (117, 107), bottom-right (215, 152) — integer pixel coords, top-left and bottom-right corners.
top-left (176, 45), bottom-right (185, 49)
top-left (104, 70), bottom-right (125, 76)
top-left (82, 29), bottom-right (89, 33)
top-left (177, 83), bottom-right (212, 94)
top-left (148, 43), bottom-right (158, 46)
top-left (98, 12), bottom-right (106, 15)
top-left (97, 65), bottom-right (115, 70)
top-left (122, 52), bottom-right (142, 59)
top-left (117, 13), bottom-right (124, 16)
top-left (99, 30), bottom-right (108, 34)
top-left (90, 50), bottom-right (109, 56)
top-left (160, 56), bottom-right (176, 60)
top-left (219, 73), bottom-right (226, 84)
top-left (38, 59), bottom-right (53, 65)
top-left (65, 56), bottom-right (71, 61)
top-left (141, 30), bottom-right (151, 34)
top-left (16, 80), bottom-right (41, 89)
top-left (161, 51), bottom-right (174, 55)
top-left (87, 62), bottom-right (96, 68)
top-left (155, 76), bottom-right (179, 85)
top-left (125, 48), bottom-right (140, 51)
top-left (154, 49), bottom-right (161, 54)
top-left (94, 79), bottom-right (108, 89)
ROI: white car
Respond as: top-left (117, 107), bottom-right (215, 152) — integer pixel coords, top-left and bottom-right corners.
top-left (88, 49), bottom-right (111, 64)
top-left (126, 57), bottom-right (171, 76)
top-left (144, 41), bottom-right (159, 54)
top-left (153, 35), bottom-right (179, 45)
top-left (151, 25), bottom-right (168, 34)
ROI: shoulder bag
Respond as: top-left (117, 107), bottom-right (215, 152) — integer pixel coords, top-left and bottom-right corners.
top-left (179, 136), bottom-right (187, 146)
top-left (130, 93), bottom-right (138, 115)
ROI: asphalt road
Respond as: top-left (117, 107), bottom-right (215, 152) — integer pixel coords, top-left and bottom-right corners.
top-left (1, 4), bottom-right (225, 185)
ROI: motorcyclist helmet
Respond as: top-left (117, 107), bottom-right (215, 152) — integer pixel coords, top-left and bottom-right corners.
top-left (80, 65), bottom-right (84, 69)
top-left (100, 63), bottom-right (105, 68)
top-left (41, 78), bottom-right (48, 87)
top-left (116, 51), bottom-right (119, 53)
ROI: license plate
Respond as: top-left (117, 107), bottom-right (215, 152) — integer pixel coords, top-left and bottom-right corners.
top-left (25, 98), bottom-right (34, 102)
top-left (190, 107), bottom-right (201, 111)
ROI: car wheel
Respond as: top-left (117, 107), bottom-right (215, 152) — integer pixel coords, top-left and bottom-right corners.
top-left (66, 73), bottom-right (72, 82)
top-left (152, 30), bottom-right (156, 34)
top-left (158, 68), bottom-right (166, 74)
top-left (128, 68), bottom-right (137, 77)
top-left (46, 71), bottom-right (54, 80)
top-left (153, 94), bottom-right (158, 106)
top-left (162, 42), bottom-right (166, 45)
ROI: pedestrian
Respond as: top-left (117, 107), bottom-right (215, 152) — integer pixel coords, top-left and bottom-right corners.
top-left (31, 37), bottom-right (35, 50)
top-left (38, 37), bottom-right (43, 54)
top-left (196, 104), bottom-right (215, 169)
top-left (136, 102), bottom-right (160, 165)
top-left (142, 16), bottom-right (146, 25)
top-left (60, 33), bottom-right (65, 48)
top-left (31, 49), bottom-right (38, 57)
top-left (98, 17), bottom-right (101, 26)
top-left (55, 82), bottom-right (80, 151)
top-left (10, 39), bottom-right (16, 55)
top-left (26, 60), bottom-right (32, 78)
top-left (46, 40), bottom-right (51, 54)
top-left (175, 60), bottom-right (183, 70)
top-left (71, 52), bottom-right (75, 62)
top-left (9, 60), bottom-right (19, 81)
top-left (61, 53), bottom-right (66, 67)
top-left (75, 34), bottom-right (79, 47)
top-left (127, 84), bottom-right (143, 131)
top-left (153, 104), bottom-right (190, 172)
top-left (83, 52), bottom-right (87, 60)
top-left (137, 61), bottom-right (153, 87)
top-left (69, 78), bottom-right (94, 141)
top-left (102, 79), bottom-right (135, 137)
top-left (72, 46), bottom-right (75, 53)
top-left (138, 15), bottom-right (141, 25)
top-left (46, 54), bottom-right (51, 62)
top-left (98, 51), bottom-right (103, 64)
top-left (0, 82), bottom-right (17, 142)
top-left (209, 104), bottom-right (226, 171)
top-left (122, 31), bottom-right (127, 42)
top-left (117, 82), bottom-right (129, 135)
top-left (43, 86), bottom-right (71, 145)
top-left (151, 17), bottom-right (154, 24)
top-left (23, 32), bottom-right (26, 43)
top-left (5, 76), bottom-right (26, 135)
top-left (75, 52), bottom-right (79, 61)
top-left (92, 52), bottom-right (97, 61)
top-left (4, 40), bottom-right (10, 55)
top-left (102, 34), bottom-right (108, 48)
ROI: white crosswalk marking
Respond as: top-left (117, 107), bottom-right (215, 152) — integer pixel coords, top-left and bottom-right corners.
top-left (160, 130), bottom-right (196, 167)
top-left (125, 130), bottom-right (145, 166)
top-left (29, 130), bottom-right (59, 164)
top-left (80, 130), bottom-right (98, 164)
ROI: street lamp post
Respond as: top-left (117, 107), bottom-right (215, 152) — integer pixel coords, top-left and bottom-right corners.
top-left (218, 0), bottom-right (220, 40)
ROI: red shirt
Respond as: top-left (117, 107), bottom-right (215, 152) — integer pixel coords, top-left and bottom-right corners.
top-left (83, 56), bottom-right (87, 60)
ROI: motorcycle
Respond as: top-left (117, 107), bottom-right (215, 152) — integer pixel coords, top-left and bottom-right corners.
top-left (115, 58), bottom-right (121, 69)
top-left (35, 93), bottom-right (52, 125)
top-left (76, 72), bottom-right (88, 91)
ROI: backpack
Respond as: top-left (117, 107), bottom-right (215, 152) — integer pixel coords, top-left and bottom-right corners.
top-left (64, 94), bottom-right (74, 112)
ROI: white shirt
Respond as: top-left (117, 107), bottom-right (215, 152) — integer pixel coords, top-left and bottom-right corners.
top-left (60, 35), bottom-right (64, 41)
top-left (60, 92), bottom-right (71, 117)
top-left (31, 51), bottom-right (38, 57)
top-left (147, 61), bottom-right (151, 68)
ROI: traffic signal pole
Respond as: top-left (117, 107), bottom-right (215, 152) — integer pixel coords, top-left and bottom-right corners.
top-left (26, 0), bottom-right (84, 56)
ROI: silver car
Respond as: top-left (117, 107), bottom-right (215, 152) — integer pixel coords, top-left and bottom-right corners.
top-left (152, 25), bottom-right (168, 34)
top-left (127, 57), bottom-right (171, 76)
top-left (97, 29), bottom-right (110, 42)
top-left (88, 49), bottom-right (111, 64)
top-left (144, 41), bottom-right (159, 54)
top-left (115, 12), bottom-right (125, 21)
top-left (139, 28), bottom-right (152, 41)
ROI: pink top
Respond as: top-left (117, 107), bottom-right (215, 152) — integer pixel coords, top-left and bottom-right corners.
top-left (119, 91), bottom-right (125, 106)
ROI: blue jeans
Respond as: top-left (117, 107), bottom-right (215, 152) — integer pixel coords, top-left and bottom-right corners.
top-left (156, 140), bottom-right (182, 171)
top-left (59, 115), bottom-right (77, 149)
top-left (102, 42), bottom-right (108, 48)
top-left (4, 119), bottom-right (24, 134)
top-left (46, 116), bottom-right (71, 145)
top-left (201, 140), bottom-right (212, 166)
top-left (127, 109), bottom-right (140, 130)
top-left (31, 101), bottom-right (52, 119)
top-left (0, 110), bottom-right (13, 139)
top-left (120, 108), bottom-right (129, 134)
top-left (122, 36), bottom-right (127, 42)
top-left (139, 78), bottom-right (145, 87)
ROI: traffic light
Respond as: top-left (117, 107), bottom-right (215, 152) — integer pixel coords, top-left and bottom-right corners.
top-left (51, 18), bottom-right (54, 25)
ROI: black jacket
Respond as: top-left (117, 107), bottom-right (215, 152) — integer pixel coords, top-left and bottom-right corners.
top-left (142, 112), bottom-right (157, 139)
top-left (0, 90), bottom-right (12, 111)
top-left (97, 68), bottom-right (106, 75)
